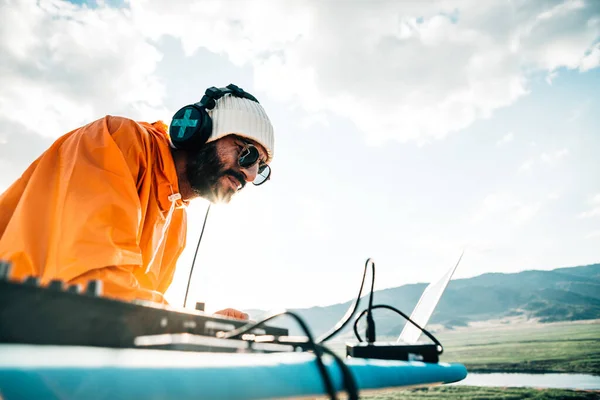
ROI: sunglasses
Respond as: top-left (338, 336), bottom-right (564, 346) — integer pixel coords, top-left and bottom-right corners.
top-left (238, 143), bottom-right (271, 186)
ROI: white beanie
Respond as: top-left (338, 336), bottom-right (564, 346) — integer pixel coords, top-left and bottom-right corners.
top-left (206, 94), bottom-right (275, 163)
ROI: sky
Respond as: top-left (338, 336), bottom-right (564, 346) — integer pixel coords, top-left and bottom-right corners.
top-left (0, 0), bottom-right (599, 313)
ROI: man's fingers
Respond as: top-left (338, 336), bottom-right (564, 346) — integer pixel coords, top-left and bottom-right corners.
top-left (214, 308), bottom-right (249, 320)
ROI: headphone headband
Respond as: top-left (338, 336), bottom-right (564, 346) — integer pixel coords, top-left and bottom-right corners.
top-left (198, 84), bottom-right (259, 110)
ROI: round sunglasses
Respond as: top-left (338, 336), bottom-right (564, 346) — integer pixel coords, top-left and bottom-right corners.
top-left (238, 143), bottom-right (271, 186)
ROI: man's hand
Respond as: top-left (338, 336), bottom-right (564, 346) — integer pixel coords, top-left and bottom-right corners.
top-left (214, 308), bottom-right (249, 320)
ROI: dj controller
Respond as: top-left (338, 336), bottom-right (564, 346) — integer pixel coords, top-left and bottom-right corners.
top-left (0, 261), bottom-right (291, 354)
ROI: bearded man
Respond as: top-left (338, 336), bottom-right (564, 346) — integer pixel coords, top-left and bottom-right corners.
top-left (0, 84), bottom-right (274, 320)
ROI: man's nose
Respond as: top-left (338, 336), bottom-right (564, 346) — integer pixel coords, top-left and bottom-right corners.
top-left (241, 162), bottom-right (259, 183)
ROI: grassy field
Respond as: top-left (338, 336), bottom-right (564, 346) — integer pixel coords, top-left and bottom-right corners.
top-left (434, 318), bottom-right (600, 375)
top-left (323, 319), bottom-right (600, 399)
top-left (359, 386), bottom-right (600, 399)
top-left (330, 318), bottom-right (600, 375)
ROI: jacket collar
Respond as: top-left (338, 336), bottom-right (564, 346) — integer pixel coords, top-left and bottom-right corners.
top-left (144, 121), bottom-right (189, 213)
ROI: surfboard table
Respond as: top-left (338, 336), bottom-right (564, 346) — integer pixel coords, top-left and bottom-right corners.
top-left (0, 269), bottom-right (468, 399)
top-left (0, 344), bottom-right (467, 399)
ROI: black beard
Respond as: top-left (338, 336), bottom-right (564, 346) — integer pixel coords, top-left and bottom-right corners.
top-left (185, 142), bottom-right (247, 203)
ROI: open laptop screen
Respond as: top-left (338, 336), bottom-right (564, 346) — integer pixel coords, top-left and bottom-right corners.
top-left (398, 251), bottom-right (464, 344)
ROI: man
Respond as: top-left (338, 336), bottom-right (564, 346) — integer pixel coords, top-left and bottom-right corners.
top-left (0, 84), bottom-right (274, 320)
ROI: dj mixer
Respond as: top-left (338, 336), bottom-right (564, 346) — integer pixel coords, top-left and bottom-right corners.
top-left (0, 262), bottom-right (289, 353)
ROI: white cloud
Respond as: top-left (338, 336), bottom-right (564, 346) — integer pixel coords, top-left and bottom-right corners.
top-left (518, 159), bottom-right (535, 174)
top-left (585, 230), bottom-right (600, 239)
top-left (130, 0), bottom-right (599, 145)
top-left (472, 193), bottom-right (541, 226)
top-left (546, 69), bottom-right (560, 85)
top-left (2, 0), bottom-right (598, 146)
top-left (299, 112), bottom-right (331, 130)
top-left (579, 193), bottom-right (600, 218)
top-left (580, 43), bottom-right (600, 72)
top-left (510, 0), bottom-right (597, 71)
top-left (540, 148), bottom-right (570, 163)
top-left (497, 132), bottom-right (514, 146)
top-left (518, 148), bottom-right (570, 173)
top-left (0, 0), bottom-right (165, 139)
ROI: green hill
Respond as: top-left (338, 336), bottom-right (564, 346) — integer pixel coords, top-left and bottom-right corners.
top-left (246, 263), bottom-right (600, 338)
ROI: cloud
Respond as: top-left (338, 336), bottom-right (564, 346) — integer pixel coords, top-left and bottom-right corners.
top-left (472, 193), bottom-right (541, 226)
top-left (518, 159), bottom-right (535, 174)
top-left (0, 0), bottom-right (166, 139)
top-left (580, 42), bottom-right (600, 72)
top-left (0, 120), bottom-right (55, 168)
top-left (0, 118), bottom-right (57, 190)
top-left (1, 0), bottom-right (598, 151)
top-left (518, 148), bottom-right (570, 173)
top-left (130, 0), bottom-right (599, 145)
top-left (496, 132), bottom-right (514, 146)
top-left (540, 148), bottom-right (570, 163)
top-left (585, 230), bottom-right (600, 239)
top-left (510, 0), bottom-right (598, 71)
top-left (579, 193), bottom-right (600, 218)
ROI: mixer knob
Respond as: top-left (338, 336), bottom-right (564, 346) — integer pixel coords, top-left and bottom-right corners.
top-left (23, 276), bottom-right (40, 286)
top-left (85, 280), bottom-right (103, 296)
top-left (67, 284), bottom-right (82, 294)
top-left (0, 261), bottom-right (12, 280)
top-left (48, 280), bottom-right (65, 290)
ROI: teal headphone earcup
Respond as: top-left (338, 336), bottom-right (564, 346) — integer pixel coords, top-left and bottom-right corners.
top-left (169, 105), bottom-right (213, 151)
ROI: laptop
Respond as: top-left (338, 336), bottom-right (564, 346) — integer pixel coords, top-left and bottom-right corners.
top-left (397, 251), bottom-right (464, 344)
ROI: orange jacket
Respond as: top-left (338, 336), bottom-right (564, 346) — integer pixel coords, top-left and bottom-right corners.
top-left (0, 116), bottom-right (188, 303)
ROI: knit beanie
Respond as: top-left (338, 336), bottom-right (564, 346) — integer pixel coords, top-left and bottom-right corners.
top-left (206, 94), bottom-right (275, 163)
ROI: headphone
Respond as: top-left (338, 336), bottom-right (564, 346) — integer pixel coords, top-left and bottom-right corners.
top-left (169, 83), bottom-right (260, 151)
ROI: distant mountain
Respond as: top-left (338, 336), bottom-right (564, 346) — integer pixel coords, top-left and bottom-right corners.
top-left (245, 263), bottom-right (600, 339)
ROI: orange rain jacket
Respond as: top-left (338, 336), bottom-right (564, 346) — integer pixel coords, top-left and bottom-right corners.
top-left (0, 116), bottom-right (188, 303)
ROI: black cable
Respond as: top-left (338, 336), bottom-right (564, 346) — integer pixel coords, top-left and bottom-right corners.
top-left (217, 310), bottom-right (338, 400)
top-left (271, 338), bottom-right (359, 400)
top-left (183, 203), bottom-right (211, 308)
top-left (352, 304), bottom-right (444, 354)
top-left (317, 344), bottom-right (359, 400)
top-left (212, 255), bottom-right (449, 397)
top-left (368, 260), bottom-right (375, 311)
top-left (317, 258), bottom-right (374, 343)
top-left (365, 259), bottom-right (376, 343)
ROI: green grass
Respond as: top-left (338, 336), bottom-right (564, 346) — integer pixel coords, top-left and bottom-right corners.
top-left (329, 320), bottom-right (600, 374)
top-left (327, 320), bottom-right (600, 399)
top-left (434, 319), bottom-right (600, 375)
top-left (360, 386), bottom-right (600, 399)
